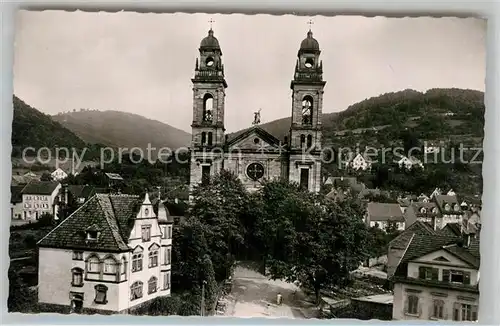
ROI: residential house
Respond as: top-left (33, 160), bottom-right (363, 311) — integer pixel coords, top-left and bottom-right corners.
top-left (397, 198), bottom-right (412, 214)
top-left (10, 185), bottom-right (25, 220)
top-left (105, 173), bottom-right (124, 189)
top-left (12, 171), bottom-right (39, 185)
top-left (21, 181), bottom-right (61, 221)
top-left (466, 210), bottom-right (481, 228)
top-left (37, 192), bottom-right (174, 314)
top-left (397, 156), bottom-right (424, 170)
top-left (433, 195), bottom-right (464, 229)
top-left (404, 202), bottom-right (440, 228)
top-left (51, 168), bottom-right (69, 181)
top-left (357, 188), bottom-right (391, 202)
top-left (441, 222), bottom-right (479, 240)
top-left (324, 176), bottom-right (362, 192)
top-left (365, 202), bottom-right (406, 232)
top-left (349, 153), bottom-right (372, 171)
top-left (391, 232), bottom-right (479, 322)
top-left (456, 193), bottom-right (481, 212)
top-left (326, 188), bottom-right (347, 202)
top-left (429, 188), bottom-right (442, 199)
top-left (387, 221), bottom-right (437, 278)
top-left (446, 189), bottom-right (456, 196)
top-left (417, 194), bottom-right (430, 203)
top-left (423, 142), bottom-right (441, 154)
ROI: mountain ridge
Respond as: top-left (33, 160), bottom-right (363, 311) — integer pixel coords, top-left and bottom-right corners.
top-left (52, 109), bottom-right (192, 152)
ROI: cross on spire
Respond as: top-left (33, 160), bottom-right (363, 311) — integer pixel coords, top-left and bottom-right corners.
top-left (208, 18), bottom-right (215, 29)
top-left (307, 19), bottom-right (314, 31)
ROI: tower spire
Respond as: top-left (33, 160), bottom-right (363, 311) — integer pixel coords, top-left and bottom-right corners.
top-left (208, 18), bottom-right (215, 30)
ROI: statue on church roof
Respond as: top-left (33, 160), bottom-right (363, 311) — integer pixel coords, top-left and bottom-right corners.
top-left (253, 108), bottom-right (262, 125)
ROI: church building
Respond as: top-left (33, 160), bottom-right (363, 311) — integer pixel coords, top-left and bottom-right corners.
top-left (189, 27), bottom-right (326, 193)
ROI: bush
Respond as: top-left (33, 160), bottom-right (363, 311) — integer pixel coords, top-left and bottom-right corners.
top-left (8, 270), bottom-right (39, 313)
top-left (23, 235), bottom-right (37, 249)
top-left (148, 296), bottom-right (182, 316)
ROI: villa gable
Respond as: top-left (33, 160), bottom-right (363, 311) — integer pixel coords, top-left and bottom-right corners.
top-left (413, 249), bottom-right (473, 268)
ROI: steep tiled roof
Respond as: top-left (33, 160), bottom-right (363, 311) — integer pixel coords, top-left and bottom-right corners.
top-left (389, 221), bottom-right (436, 250)
top-left (440, 222), bottom-right (462, 237)
top-left (366, 202), bottom-right (404, 222)
top-left (38, 194), bottom-right (142, 252)
top-left (399, 234), bottom-right (459, 265)
top-left (22, 181), bottom-right (60, 195)
top-left (434, 194), bottom-right (462, 213)
top-left (442, 241), bottom-right (480, 269)
top-left (393, 231), bottom-right (480, 281)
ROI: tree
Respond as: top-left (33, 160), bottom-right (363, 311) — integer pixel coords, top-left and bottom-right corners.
top-left (171, 219), bottom-right (211, 292)
top-left (400, 130), bottom-right (421, 157)
top-left (189, 170), bottom-right (248, 281)
top-left (57, 192), bottom-right (79, 221)
top-left (258, 181), bottom-right (370, 304)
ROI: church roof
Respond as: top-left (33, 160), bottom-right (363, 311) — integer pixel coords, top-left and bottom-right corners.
top-left (225, 126), bottom-right (282, 148)
top-left (200, 29), bottom-right (221, 51)
top-left (299, 30), bottom-right (320, 52)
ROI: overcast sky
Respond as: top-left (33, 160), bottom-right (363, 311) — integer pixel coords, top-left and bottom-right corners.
top-left (13, 11), bottom-right (485, 133)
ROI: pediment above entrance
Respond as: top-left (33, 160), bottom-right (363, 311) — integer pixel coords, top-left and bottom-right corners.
top-left (226, 127), bottom-right (283, 152)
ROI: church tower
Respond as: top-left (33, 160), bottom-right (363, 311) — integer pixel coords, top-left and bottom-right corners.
top-left (189, 26), bottom-right (228, 190)
top-left (288, 27), bottom-right (326, 193)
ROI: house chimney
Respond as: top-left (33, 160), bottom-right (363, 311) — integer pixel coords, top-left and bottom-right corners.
top-left (463, 233), bottom-right (471, 248)
top-left (432, 216), bottom-right (437, 231)
top-left (62, 184), bottom-right (68, 205)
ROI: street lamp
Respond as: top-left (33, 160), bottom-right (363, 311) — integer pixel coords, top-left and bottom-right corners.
top-left (200, 280), bottom-right (207, 316)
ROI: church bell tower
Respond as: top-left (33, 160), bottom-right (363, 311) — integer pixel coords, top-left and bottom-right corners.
top-left (189, 25), bottom-right (228, 191)
top-left (288, 24), bottom-right (326, 193)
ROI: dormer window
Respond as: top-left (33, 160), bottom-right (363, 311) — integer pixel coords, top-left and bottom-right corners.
top-left (454, 204), bottom-right (460, 211)
top-left (87, 231), bottom-right (98, 240)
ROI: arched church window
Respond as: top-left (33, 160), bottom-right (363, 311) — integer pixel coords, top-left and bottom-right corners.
top-left (207, 132), bottom-right (213, 146)
top-left (300, 134), bottom-right (306, 148)
top-left (205, 57), bottom-right (214, 67)
top-left (201, 132), bottom-right (207, 145)
top-left (302, 96), bottom-right (313, 125)
top-left (305, 58), bottom-right (314, 68)
top-left (203, 94), bottom-right (213, 122)
top-left (307, 135), bottom-right (313, 148)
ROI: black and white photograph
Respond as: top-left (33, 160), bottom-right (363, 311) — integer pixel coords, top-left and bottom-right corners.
top-left (9, 11), bottom-right (484, 321)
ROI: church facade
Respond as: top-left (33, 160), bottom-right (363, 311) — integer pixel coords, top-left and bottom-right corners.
top-left (189, 28), bottom-right (326, 193)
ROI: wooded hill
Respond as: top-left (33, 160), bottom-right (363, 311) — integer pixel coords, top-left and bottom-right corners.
top-left (11, 96), bottom-right (103, 160)
top-left (51, 109), bottom-right (191, 154)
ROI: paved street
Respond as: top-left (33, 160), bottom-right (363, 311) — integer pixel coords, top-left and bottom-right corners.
top-left (222, 264), bottom-right (318, 318)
